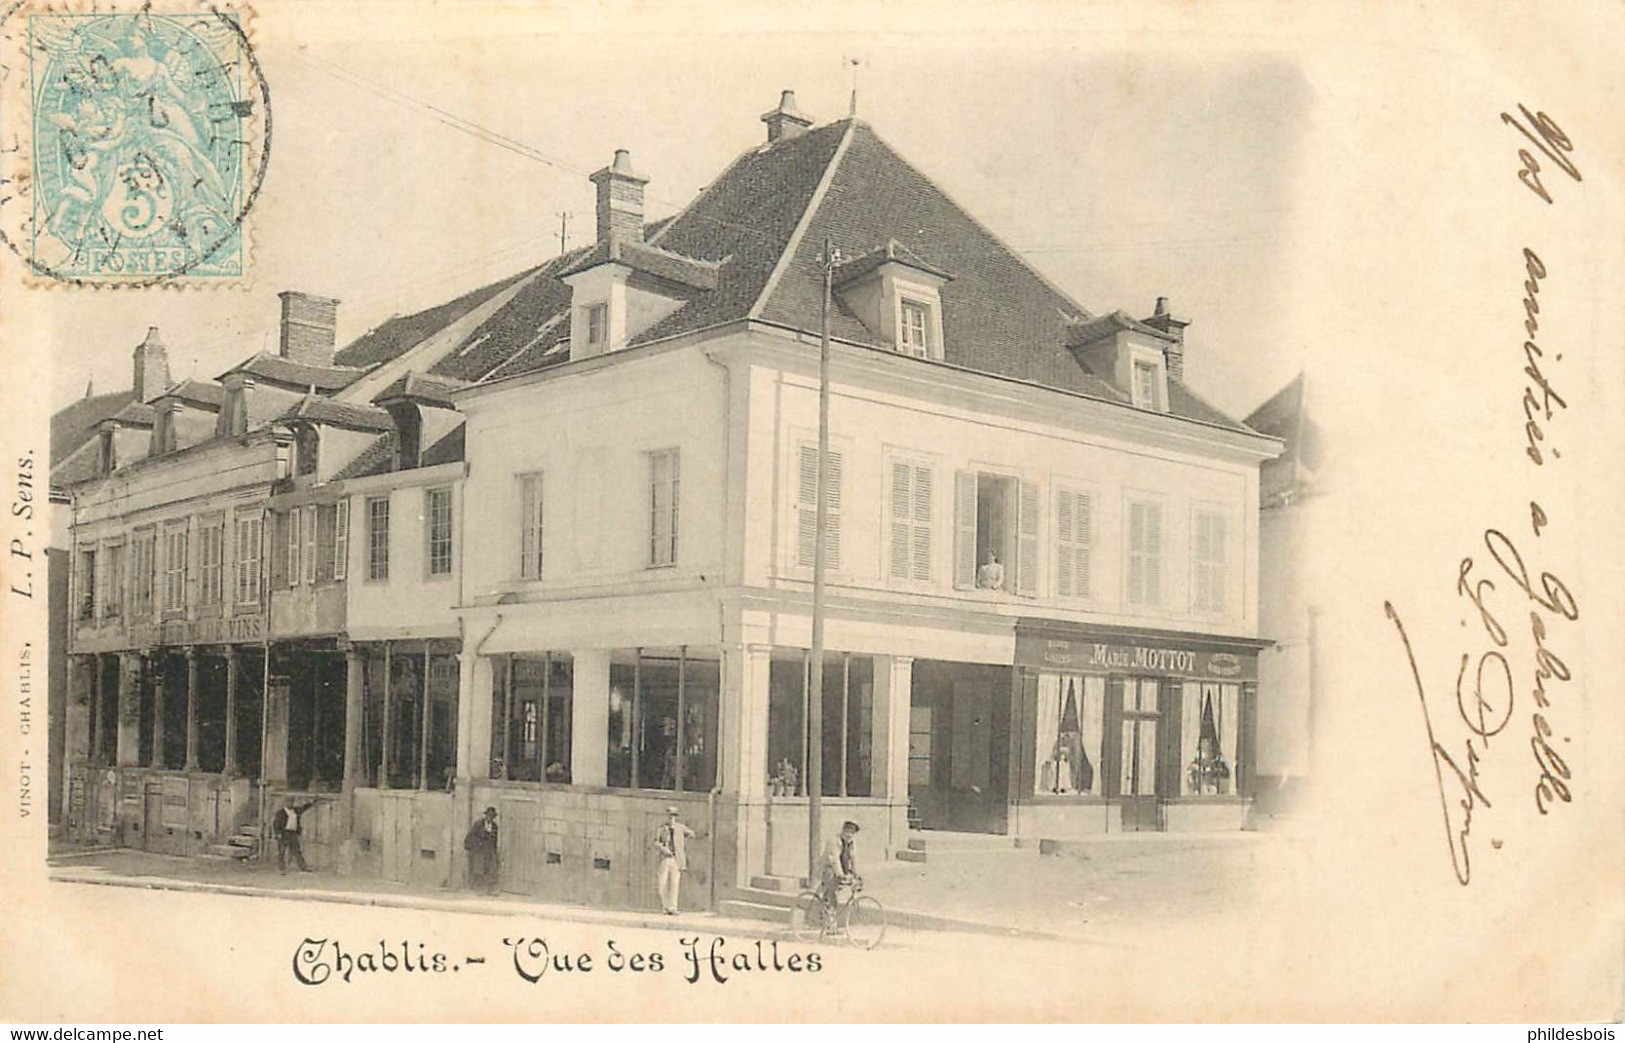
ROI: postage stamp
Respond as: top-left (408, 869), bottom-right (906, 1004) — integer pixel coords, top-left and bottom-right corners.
top-left (0, 1), bottom-right (270, 286)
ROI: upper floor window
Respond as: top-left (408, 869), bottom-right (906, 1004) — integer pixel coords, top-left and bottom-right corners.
top-left (887, 457), bottom-right (934, 583)
top-left (314, 502), bottom-right (349, 583)
top-left (1055, 488), bottom-right (1094, 599)
top-left (795, 442), bottom-right (843, 571)
top-left (234, 513), bottom-right (262, 605)
top-left (647, 450), bottom-right (679, 567)
top-left (953, 471), bottom-right (1038, 596)
top-left (198, 516), bottom-right (226, 607)
top-left (1192, 509), bottom-right (1229, 614)
top-left (162, 523), bottom-right (189, 614)
top-left (518, 473), bottom-right (544, 579)
top-left (77, 549), bottom-right (96, 622)
top-left (366, 496), bottom-right (390, 581)
top-left (899, 299), bottom-right (931, 358)
top-left (131, 529), bottom-right (157, 616)
top-left (585, 303), bottom-right (608, 350)
top-left (1133, 360), bottom-right (1158, 409)
top-left (1126, 498), bottom-right (1164, 608)
top-left (426, 486), bottom-right (454, 577)
top-left (103, 543), bottom-right (125, 620)
top-left (296, 425), bottom-right (319, 476)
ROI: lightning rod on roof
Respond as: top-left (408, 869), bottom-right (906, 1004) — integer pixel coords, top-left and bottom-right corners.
top-left (845, 56), bottom-right (863, 116)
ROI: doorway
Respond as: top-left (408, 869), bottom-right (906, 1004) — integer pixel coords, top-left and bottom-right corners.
top-left (1118, 677), bottom-right (1163, 831)
top-left (909, 661), bottom-right (1010, 834)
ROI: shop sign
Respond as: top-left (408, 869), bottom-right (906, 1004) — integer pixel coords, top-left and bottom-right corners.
top-left (1018, 634), bottom-right (1256, 680)
top-left (131, 614), bottom-right (264, 648)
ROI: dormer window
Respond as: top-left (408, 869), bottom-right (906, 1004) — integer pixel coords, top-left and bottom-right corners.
top-left (1133, 360), bottom-right (1158, 408)
top-left (899, 298), bottom-right (931, 358)
top-left (585, 303), bottom-right (608, 350)
top-left (296, 425), bottom-right (319, 476)
top-left (1128, 345), bottom-right (1168, 412)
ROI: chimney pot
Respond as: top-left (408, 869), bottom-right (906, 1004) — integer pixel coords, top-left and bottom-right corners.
top-left (132, 325), bottom-right (171, 402)
top-left (1154, 296), bottom-right (1168, 317)
top-left (761, 89), bottom-right (814, 143)
top-left (589, 150), bottom-right (649, 245)
top-left (1142, 296), bottom-right (1190, 382)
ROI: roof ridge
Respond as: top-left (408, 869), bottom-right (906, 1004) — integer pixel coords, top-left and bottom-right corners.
top-left (747, 120), bottom-right (859, 321)
top-left (852, 122), bottom-right (1094, 323)
top-left (646, 141), bottom-right (760, 250)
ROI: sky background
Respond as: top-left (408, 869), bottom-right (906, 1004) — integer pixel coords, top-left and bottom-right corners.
top-left (36, 9), bottom-right (1312, 420)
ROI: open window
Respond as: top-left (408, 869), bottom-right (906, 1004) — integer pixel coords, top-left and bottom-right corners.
top-left (953, 471), bottom-right (1038, 596)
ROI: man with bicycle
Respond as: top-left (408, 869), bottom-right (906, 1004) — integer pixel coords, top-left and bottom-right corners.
top-left (817, 820), bottom-right (861, 924)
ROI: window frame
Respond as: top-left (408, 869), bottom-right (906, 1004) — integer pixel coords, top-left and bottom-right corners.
top-left (130, 527), bottom-right (157, 617)
top-left (793, 437), bottom-right (845, 574)
top-left (517, 472), bottom-right (545, 580)
top-left (425, 485), bottom-right (454, 578)
top-left (1128, 344), bottom-right (1168, 412)
top-left (1053, 482), bottom-right (1097, 601)
top-left (365, 495), bottom-right (391, 582)
top-left (234, 512), bottom-right (263, 606)
top-left (584, 302), bottom-right (608, 349)
top-left (197, 513), bottom-right (227, 608)
top-left (161, 519), bottom-right (190, 617)
top-left (102, 539), bottom-right (125, 621)
top-left (646, 449), bottom-right (680, 569)
top-left (1190, 503), bottom-right (1231, 616)
top-left (898, 297), bottom-right (931, 358)
top-left (886, 450), bottom-right (937, 586)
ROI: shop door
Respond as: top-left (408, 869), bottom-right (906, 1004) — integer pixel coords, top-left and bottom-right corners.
top-left (1119, 679), bottom-right (1164, 832)
top-left (948, 680), bottom-right (1008, 834)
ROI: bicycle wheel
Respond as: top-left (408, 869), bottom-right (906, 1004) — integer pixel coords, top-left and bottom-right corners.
top-left (790, 891), bottom-right (826, 942)
top-left (841, 894), bottom-right (886, 950)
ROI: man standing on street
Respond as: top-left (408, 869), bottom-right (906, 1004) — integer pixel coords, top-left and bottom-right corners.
top-left (272, 796), bottom-right (315, 874)
top-left (653, 805), bottom-right (701, 915)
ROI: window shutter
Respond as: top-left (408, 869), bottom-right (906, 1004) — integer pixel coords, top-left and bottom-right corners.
top-left (1145, 502), bottom-right (1162, 605)
top-left (796, 443), bottom-right (817, 568)
top-left (953, 471), bottom-right (976, 589)
top-left (1128, 501), bottom-right (1145, 605)
top-left (334, 500), bottom-right (349, 581)
top-left (1016, 479), bottom-right (1039, 597)
top-left (1075, 492), bottom-right (1093, 598)
top-left (1055, 491), bottom-right (1073, 597)
top-left (824, 447), bottom-right (843, 571)
top-left (889, 462), bottom-right (911, 580)
top-left (911, 464), bottom-right (932, 582)
top-left (302, 505), bottom-right (316, 585)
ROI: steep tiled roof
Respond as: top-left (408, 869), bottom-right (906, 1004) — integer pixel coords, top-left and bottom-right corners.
top-left (561, 237), bottom-right (721, 291)
top-left (277, 396), bottom-right (394, 432)
top-left (421, 424), bottom-right (465, 466)
top-left (334, 267), bottom-right (538, 369)
top-left (1246, 371), bottom-right (1319, 503)
top-left (221, 353), bottom-right (366, 392)
top-left (1065, 311), bottom-right (1177, 347)
top-left (330, 433), bottom-right (397, 481)
top-left (51, 390), bottom-right (134, 466)
top-left (159, 378), bottom-right (226, 409)
top-left (833, 238), bottom-right (954, 286)
top-left (372, 371), bottom-right (469, 408)
top-left (108, 401), bottom-right (156, 426)
top-left (51, 437), bottom-right (106, 488)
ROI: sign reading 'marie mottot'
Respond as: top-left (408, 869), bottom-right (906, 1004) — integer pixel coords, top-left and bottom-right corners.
top-left (1015, 634), bottom-right (1258, 681)
top-left (131, 614), bottom-right (265, 647)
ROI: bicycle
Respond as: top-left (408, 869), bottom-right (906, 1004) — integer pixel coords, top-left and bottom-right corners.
top-left (791, 876), bottom-right (887, 949)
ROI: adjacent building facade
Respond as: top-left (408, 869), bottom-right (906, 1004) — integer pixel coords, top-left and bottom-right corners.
top-left (53, 92), bottom-right (1282, 908)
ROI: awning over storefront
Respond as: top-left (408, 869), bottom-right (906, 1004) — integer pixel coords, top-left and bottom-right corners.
top-left (1014, 619), bottom-right (1272, 682)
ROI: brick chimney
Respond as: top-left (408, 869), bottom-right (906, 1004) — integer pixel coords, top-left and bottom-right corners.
top-left (1142, 296), bottom-right (1191, 382)
top-left (761, 90), bottom-right (813, 143)
top-left (132, 327), bottom-right (170, 402)
top-left (278, 291), bottom-right (341, 367)
top-left (589, 150), bottom-right (648, 245)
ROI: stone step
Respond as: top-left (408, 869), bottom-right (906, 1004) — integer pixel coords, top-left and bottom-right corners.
top-left (204, 844), bottom-right (252, 859)
top-left (717, 899), bottom-right (793, 924)
top-left (749, 875), bottom-right (798, 892)
top-left (906, 835), bottom-right (927, 851)
top-left (895, 847), bottom-right (928, 863)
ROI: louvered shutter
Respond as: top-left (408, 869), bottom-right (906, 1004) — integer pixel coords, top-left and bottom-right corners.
top-left (890, 462), bottom-right (911, 579)
top-left (953, 471), bottom-right (976, 589)
top-left (302, 505), bottom-right (316, 585)
top-left (1016, 479), bottom-right (1039, 596)
top-left (796, 444), bottom-right (818, 568)
top-left (1056, 491), bottom-right (1073, 596)
top-left (824, 448), bottom-right (843, 571)
top-left (334, 500), bottom-right (349, 581)
top-left (1144, 502), bottom-right (1162, 605)
top-left (911, 465), bottom-right (932, 581)
top-left (1075, 492), bottom-right (1093, 598)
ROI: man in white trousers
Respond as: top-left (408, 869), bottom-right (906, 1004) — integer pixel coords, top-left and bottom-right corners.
top-left (653, 805), bottom-right (700, 914)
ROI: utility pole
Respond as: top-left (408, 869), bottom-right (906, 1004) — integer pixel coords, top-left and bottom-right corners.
top-left (809, 237), bottom-right (839, 882)
top-left (557, 211), bottom-right (572, 255)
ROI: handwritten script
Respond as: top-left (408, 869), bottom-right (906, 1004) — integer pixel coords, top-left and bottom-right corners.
top-left (1384, 106), bottom-right (1582, 885)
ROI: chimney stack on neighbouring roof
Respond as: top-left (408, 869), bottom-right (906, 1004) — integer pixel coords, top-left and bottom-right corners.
top-left (1142, 296), bottom-right (1191, 382)
top-left (132, 326), bottom-right (170, 403)
top-left (761, 90), bottom-right (813, 143)
top-left (590, 149), bottom-right (648, 245)
top-left (278, 291), bottom-right (340, 368)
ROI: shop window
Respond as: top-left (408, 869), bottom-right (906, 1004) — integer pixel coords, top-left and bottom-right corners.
top-left (1035, 674), bottom-right (1104, 796)
top-left (954, 471), bottom-right (1038, 596)
top-left (1181, 682), bottom-right (1238, 796)
top-left (766, 650), bottom-right (874, 797)
top-left (1118, 678), bottom-right (1160, 797)
top-left (605, 650), bottom-right (719, 792)
top-left (493, 654), bottom-right (572, 783)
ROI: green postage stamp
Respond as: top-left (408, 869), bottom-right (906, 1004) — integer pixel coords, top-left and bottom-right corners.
top-left (0, 1), bottom-right (271, 285)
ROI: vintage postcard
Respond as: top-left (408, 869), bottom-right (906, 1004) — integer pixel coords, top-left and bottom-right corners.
top-left (0, 0), bottom-right (1620, 1024)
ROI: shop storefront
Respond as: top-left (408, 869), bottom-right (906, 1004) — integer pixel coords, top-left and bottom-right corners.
top-left (1008, 621), bottom-right (1269, 837)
